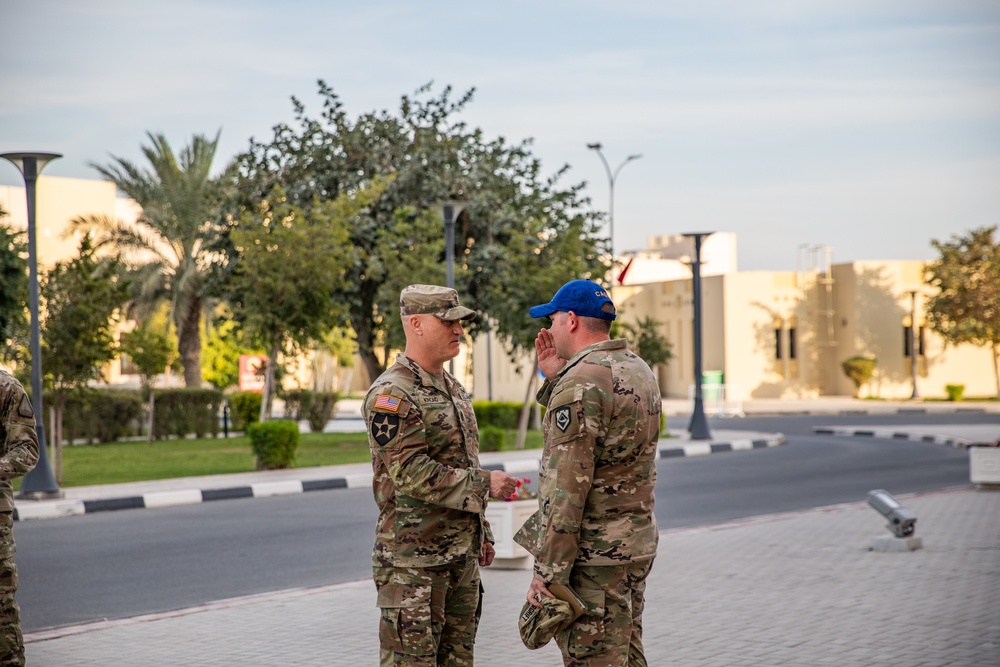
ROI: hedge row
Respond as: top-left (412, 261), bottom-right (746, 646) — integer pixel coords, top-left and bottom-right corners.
top-left (44, 387), bottom-right (223, 443)
top-left (472, 401), bottom-right (541, 430)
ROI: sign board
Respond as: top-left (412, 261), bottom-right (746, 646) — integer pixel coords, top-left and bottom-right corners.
top-left (238, 354), bottom-right (268, 392)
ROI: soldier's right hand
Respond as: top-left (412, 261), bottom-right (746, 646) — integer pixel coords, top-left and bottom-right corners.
top-left (489, 470), bottom-right (518, 500)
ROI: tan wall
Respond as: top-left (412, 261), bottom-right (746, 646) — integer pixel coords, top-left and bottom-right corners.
top-left (0, 176), bottom-right (119, 267)
top-left (471, 260), bottom-right (996, 403)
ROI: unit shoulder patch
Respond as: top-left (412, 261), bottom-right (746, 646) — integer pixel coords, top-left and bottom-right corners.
top-left (553, 405), bottom-right (572, 432)
top-left (370, 412), bottom-right (400, 446)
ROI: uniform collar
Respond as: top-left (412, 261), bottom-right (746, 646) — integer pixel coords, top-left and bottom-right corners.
top-left (395, 353), bottom-right (452, 393)
top-left (556, 338), bottom-right (628, 379)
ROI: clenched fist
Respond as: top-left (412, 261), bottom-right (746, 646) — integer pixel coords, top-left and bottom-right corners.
top-left (489, 470), bottom-right (518, 500)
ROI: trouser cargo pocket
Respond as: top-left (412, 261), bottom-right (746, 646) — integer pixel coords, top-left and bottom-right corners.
top-left (377, 582), bottom-right (435, 656)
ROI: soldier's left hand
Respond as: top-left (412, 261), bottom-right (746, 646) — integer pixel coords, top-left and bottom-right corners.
top-left (526, 576), bottom-right (554, 608)
top-left (480, 541), bottom-right (496, 567)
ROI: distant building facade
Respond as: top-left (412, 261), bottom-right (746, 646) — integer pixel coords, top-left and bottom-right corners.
top-left (472, 237), bottom-right (994, 403)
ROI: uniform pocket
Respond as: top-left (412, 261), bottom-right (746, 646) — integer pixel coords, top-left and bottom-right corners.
top-left (560, 585), bottom-right (607, 659)
top-left (376, 582), bottom-right (435, 656)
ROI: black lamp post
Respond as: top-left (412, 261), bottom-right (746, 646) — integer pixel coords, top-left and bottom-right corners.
top-left (1, 151), bottom-right (63, 499)
top-left (435, 201), bottom-right (467, 375)
top-left (908, 290), bottom-right (920, 400)
top-left (684, 232), bottom-right (713, 441)
top-left (587, 143), bottom-right (642, 261)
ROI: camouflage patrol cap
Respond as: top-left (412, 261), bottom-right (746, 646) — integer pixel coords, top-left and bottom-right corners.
top-left (518, 596), bottom-right (576, 650)
top-left (399, 284), bottom-right (476, 321)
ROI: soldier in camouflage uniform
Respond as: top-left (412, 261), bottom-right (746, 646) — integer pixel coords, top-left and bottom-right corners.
top-left (514, 280), bottom-right (661, 667)
top-left (0, 370), bottom-right (39, 667)
top-left (364, 285), bottom-right (518, 667)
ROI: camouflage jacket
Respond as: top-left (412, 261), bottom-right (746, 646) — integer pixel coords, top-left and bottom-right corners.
top-left (364, 354), bottom-right (494, 568)
top-left (0, 370), bottom-right (40, 512)
top-left (514, 339), bottom-right (660, 584)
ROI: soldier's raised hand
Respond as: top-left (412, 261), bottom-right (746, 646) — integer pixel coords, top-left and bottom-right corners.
top-left (489, 470), bottom-right (518, 500)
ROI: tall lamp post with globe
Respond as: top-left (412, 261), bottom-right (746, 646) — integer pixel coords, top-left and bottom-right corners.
top-left (1, 151), bottom-right (63, 499)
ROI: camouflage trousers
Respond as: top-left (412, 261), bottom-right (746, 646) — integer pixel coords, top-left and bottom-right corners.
top-left (374, 556), bottom-right (483, 667)
top-left (556, 559), bottom-right (655, 667)
top-left (0, 512), bottom-right (23, 667)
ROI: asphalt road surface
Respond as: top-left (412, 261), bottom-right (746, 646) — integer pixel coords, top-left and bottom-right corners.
top-left (15, 412), bottom-right (989, 631)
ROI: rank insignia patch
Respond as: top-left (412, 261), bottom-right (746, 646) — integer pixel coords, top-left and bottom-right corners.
top-left (554, 406), bottom-right (571, 432)
top-left (371, 412), bottom-right (400, 446)
top-left (374, 394), bottom-right (401, 412)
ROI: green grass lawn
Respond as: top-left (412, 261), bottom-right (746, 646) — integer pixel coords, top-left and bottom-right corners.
top-left (23, 429), bottom-right (544, 488)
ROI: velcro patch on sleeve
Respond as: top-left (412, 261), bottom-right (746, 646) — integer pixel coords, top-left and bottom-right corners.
top-left (374, 394), bottom-right (401, 412)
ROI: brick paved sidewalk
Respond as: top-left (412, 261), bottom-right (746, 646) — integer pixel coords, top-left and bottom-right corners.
top-left (25, 487), bottom-right (999, 666)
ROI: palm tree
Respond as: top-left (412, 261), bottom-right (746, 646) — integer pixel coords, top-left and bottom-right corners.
top-left (72, 131), bottom-right (229, 386)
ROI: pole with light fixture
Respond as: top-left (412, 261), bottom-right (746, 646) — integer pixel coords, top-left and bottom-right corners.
top-left (586, 143), bottom-right (642, 261)
top-left (0, 151), bottom-right (64, 498)
top-left (683, 231), bottom-right (714, 441)
top-left (433, 201), bottom-right (467, 375)
top-left (908, 290), bottom-right (920, 399)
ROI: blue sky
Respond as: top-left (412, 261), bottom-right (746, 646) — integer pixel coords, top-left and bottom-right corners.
top-left (2, 0), bottom-right (998, 270)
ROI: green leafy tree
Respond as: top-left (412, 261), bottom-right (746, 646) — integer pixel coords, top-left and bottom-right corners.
top-left (41, 237), bottom-right (129, 481)
top-left (202, 317), bottom-right (258, 391)
top-left (924, 226), bottom-right (1000, 398)
top-left (228, 82), bottom-right (606, 385)
top-left (841, 356), bottom-right (877, 398)
top-left (71, 131), bottom-right (234, 387)
top-left (120, 323), bottom-right (178, 440)
top-left (614, 316), bottom-right (674, 369)
top-left (0, 212), bottom-right (29, 370)
top-left (226, 186), bottom-right (356, 421)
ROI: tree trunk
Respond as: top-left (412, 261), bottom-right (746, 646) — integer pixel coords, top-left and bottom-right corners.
top-left (258, 345), bottom-right (279, 423)
top-left (993, 342), bottom-right (1000, 399)
top-left (515, 358), bottom-right (539, 450)
top-left (147, 389), bottom-right (156, 442)
top-left (177, 297), bottom-right (203, 387)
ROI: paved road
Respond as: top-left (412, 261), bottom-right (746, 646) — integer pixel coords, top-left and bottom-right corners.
top-left (15, 414), bottom-right (979, 632)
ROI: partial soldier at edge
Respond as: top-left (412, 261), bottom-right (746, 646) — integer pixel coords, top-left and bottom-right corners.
top-left (0, 370), bottom-right (40, 667)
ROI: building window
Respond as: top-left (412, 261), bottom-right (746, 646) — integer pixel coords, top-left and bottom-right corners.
top-left (774, 324), bottom-right (783, 360)
top-left (903, 326), bottom-right (911, 357)
top-left (788, 326), bottom-right (797, 360)
top-left (918, 326), bottom-right (926, 356)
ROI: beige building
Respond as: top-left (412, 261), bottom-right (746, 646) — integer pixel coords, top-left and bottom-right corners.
top-left (471, 242), bottom-right (995, 403)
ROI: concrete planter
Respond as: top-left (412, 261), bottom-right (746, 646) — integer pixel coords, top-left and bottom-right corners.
top-left (484, 499), bottom-right (537, 569)
top-left (970, 446), bottom-right (1000, 486)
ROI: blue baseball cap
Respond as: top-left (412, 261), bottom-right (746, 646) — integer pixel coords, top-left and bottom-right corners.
top-left (529, 280), bottom-right (616, 321)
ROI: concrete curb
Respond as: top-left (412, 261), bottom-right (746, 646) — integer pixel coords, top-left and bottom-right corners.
top-left (812, 426), bottom-right (979, 448)
top-left (13, 432), bottom-right (786, 522)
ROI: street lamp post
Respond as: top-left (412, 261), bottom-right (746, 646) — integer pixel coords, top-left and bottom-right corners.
top-left (434, 201), bottom-right (467, 375)
top-left (908, 290), bottom-right (920, 400)
top-left (587, 143), bottom-right (642, 261)
top-left (1, 151), bottom-right (63, 498)
top-left (683, 232), bottom-right (714, 441)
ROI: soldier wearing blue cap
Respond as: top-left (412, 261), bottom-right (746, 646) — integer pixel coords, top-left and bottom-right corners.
top-left (515, 279), bottom-right (661, 666)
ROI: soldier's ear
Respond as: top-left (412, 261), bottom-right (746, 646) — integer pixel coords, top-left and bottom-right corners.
top-left (408, 314), bottom-right (424, 336)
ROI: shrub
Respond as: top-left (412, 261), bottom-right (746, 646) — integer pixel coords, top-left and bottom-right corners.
top-left (281, 389), bottom-right (314, 421)
top-left (473, 401), bottom-right (524, 430)
top-left (229, 391), bottom-right (263, 430)
top-left (151, 388), bottom-right (223, 439)
top-left (307, 391), bottom-right (339, 433)
top-left (841, 356), bottom-right (877, 397)
top-left (944, 384), bottom-right (965, 401)
top-left (51, 388), bottom-right (144, 444)
top-left (479, 426), bottom-right (506, 452)
top-left (247, 420), bottom-right (299, 470)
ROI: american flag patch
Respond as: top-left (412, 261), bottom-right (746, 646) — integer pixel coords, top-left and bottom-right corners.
top-left (374, 394), bottom-right (401, 412)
